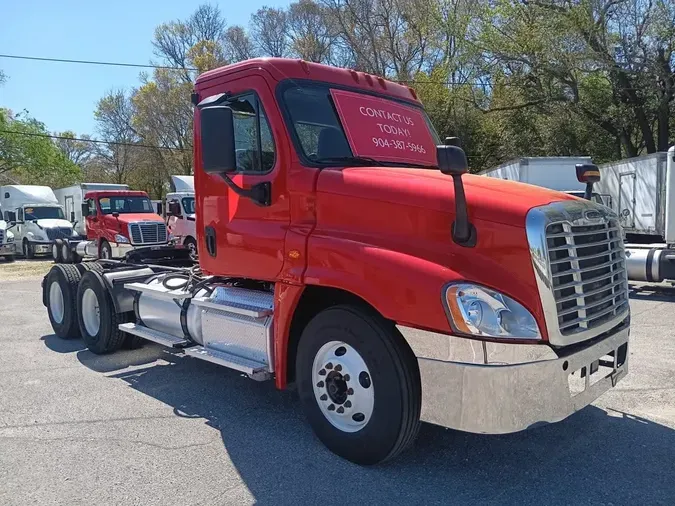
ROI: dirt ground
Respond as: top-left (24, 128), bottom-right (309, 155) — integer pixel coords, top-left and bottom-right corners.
top-left (0, 257), bottom-right (53, 282)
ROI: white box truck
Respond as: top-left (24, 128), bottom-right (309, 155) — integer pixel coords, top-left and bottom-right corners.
top-left (165, 175), bottom-right (197, 258)
top-left (0, 185), bottom-right (75, 258)
top-left (53, 183), bottom-right (129, 236)
top-left (595, 147), bottom-right (675, 283)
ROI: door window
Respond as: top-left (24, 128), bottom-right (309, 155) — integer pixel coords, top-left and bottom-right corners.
top-left (88, 199), bottom-right (97, 216)
top-left (17, 208), bottom-right (24, 222)
top-left (227, 93), bottom-right (275, 173)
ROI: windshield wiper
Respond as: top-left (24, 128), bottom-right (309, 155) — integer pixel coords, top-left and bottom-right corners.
top-left (312, 156), bottom-right (385, 166)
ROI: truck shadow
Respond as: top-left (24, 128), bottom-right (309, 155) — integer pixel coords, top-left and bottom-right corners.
top-left (40, 334), bottom-right (87, 354)
top-left (629, 283), bottom-right (675, 302)
top-left (75, 350), bottom-right (675, 505)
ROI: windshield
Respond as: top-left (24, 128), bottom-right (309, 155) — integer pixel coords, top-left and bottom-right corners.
top-left (24, 206), bottom-right (65, 220)
top-left (182, 197), bottom-right (195, 214)
top-left (281, 83), bottom-right (440, 167)
top-left (99, 196), bottom-right (153, 214)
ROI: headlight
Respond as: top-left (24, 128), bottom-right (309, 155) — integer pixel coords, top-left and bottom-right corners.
top-left (28, 232), bottom-right (45, 241)
top-left (6, 231), bottom-right (14, 242)
top-left (443, 283), bottom-right (540, 339)
top-left (114, 234), bottom-right (129, 243)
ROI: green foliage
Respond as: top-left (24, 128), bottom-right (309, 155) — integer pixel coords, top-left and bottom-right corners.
top-left (0, 109), bottom-right (81, 187)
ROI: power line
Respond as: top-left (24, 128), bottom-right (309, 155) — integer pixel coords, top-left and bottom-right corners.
top-left (0, 54), bottom-right (197, 71)
top-left (0, 130), bottom-right (187, 151)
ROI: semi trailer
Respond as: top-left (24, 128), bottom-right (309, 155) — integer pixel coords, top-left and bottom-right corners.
top-left (42, 58), bottom-right (631, 465)
top-left (595, 148), bottom-right (675, 283)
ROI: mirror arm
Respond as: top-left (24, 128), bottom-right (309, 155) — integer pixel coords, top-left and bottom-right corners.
top-left (584, 182), bottom-right (594, 201)
top-left (219, 174), bottom-right (271, 207)
top-left (450, 175), bottom-right (476, 247)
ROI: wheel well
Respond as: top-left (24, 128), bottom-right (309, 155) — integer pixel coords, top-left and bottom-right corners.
top-left (285, 285), bottom-right (386, 385)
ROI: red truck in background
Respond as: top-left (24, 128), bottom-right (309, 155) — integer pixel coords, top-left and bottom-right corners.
top-left (43, 58), bottom-right (630, 465)
top-left (53, 189), bottom-right (170, 263)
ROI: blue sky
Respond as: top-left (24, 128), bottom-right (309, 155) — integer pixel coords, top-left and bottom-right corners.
top-left (1, 0), bottom-right (289, 136)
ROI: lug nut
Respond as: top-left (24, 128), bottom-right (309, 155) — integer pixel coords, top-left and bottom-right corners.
top-left (316, 381), bottom-right (324, 388)
top-left (325, 362), bottom-right (333, 369)
top-left (320, 394), bottom-right (327, 401)
top-left (344, 401), bottom-right (352, 408)
top-left (318, 369), bottom-right (326, 376)
top-left (327, 404), bottom-right (336, 411)
top-left (334, 364), bottom-right (342, 372)
top-left (343, 374), bottom-right (350, 381)
top-left (347, 388), bottom-right (354, 395)
top-left (336, 406), bottom-right (344, 414)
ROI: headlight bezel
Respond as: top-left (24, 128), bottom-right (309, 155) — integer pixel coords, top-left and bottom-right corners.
top-left (114, 234), bottom-right (130, 244)
top-left (442, 281), bottom-right (542, 341)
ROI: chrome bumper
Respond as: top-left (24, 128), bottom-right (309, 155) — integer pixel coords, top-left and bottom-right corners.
top-left (30, 241), bottom-right (52, 254)
top-left (0, 243), bottom-right (15, 256)
top-left (398, 325), bottom-right (629, 434)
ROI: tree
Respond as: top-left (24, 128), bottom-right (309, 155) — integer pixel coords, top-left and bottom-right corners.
top-left (250, 7), bottom-right (290, 57)
top-left (0, 109), bottom-right (80, 186)
top-left (55, 131), bottom-right (95, 167)
top-left (224, 26), bottom-right (256, 62)
top-left (287, 0), bottom-right (334, 62)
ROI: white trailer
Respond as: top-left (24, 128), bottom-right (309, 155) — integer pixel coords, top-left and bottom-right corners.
top-left (481, 157), bottom-right (593, 190)
top-left (165, 175), bottom-right (196, 258)
top-left (53, 183), bottom-right (129, 236)
top-left (596, 147), bottom-right (675, 283)
top-left (0, 185), bottom-right (75, 258)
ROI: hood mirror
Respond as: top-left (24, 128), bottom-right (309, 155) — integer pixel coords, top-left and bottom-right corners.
top-left (576, 163), bottom-right (600, 201)
top-left (437, 137), bottom-right (475, 247)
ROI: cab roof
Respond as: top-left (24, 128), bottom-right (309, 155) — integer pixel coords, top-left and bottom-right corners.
top-left (195, 58), bottom-right (421, 105)
top-left (84, 190), bottom-right (149, 199)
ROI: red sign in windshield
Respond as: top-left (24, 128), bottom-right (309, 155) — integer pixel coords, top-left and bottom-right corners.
top-left (330, 89), bottom-right (437, 166)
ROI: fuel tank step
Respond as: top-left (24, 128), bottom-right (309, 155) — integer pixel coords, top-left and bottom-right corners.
top-left (184, 346), bottom-right (271, 381)
top-left (118, 322), bottom-right (191, 348)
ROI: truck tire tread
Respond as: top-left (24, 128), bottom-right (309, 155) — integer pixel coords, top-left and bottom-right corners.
top-left (45, 264), bottom-right (83, 339)
top-left (296, 304), bottom-right (421, 465)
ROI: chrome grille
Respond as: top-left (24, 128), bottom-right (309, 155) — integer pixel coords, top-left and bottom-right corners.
top-left (546, 220), bottom-right (628, 335)
top-left (128, 222), bottom-right (167, 245)
top-left (0, 230), bottom-right (4, 243)
top-left (46, 227), bottom-right (72, 240)
top-left (526, 200), bottom-right (630, 346)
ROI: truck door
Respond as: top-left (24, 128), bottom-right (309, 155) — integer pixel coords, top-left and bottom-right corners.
top-left (197, 76), bottom-right (290, 280)
top-left (85, 198), bottom-right (102, 241)
top-left (619, 172), bottom-right (636, 229)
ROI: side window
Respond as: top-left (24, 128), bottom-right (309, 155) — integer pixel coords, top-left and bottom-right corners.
top-left (228, 93), bottom-right (275, 173)
top-left (88, 199), bottom-right (97, 216)
top-left (17, 208), bottom-right (24, 222)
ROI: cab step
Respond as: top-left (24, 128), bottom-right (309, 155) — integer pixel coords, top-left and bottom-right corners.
top-left (184, 346), bottom-right (271, 381)
top-left (118, 322), bottom-right (191, 348)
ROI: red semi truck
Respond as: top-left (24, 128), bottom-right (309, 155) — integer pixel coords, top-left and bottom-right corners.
top-left (42, 58), bottom-right (630, 464)
top-left (53, 189), bottom-right (171, 263)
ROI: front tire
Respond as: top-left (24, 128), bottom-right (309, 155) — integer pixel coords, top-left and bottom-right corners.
top-left (99, 240), bottom-right (112, 260)
top-left (184, 237), bottom-right (197, 261)
top-left (23, 239), bottom-right (35, 259)
top-left (296, 305), bottom-right (421, 465)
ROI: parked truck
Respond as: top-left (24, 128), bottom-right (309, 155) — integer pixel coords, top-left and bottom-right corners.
top-left (595, 147), bottom-right (675, 283)
top-left (52, 188), bottom-right (171, 263)
top-left (54, 183), bottom-right (130, 236)
top-left (0, 185), bottom-right (75, 258)
top-left (165, 175), bottom-right (197, 258)
top-left (0, 217), bottom-right (16, 261)
top-left (481, 157), bottom-right (609, 205)
top-left (42, 58), bottom-right (631, 465)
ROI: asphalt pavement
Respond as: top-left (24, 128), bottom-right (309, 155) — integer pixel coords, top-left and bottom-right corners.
top-left (1, 274), bottom-right (674, 505)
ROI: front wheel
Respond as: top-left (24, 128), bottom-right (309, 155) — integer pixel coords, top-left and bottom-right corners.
top-left (296, 305), bottom-right (421, 465)
top-left (23, 240), bottom-right (35, 259)
top-left (98, 240), bottom-right (112, 260)
top-left (184, 237), bottom-right (198, 261)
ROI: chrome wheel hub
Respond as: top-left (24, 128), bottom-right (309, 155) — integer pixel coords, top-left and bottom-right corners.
top-left (49, 281), bottom-right (65, 324)
top-left (81, 288), bottom-right (101, 336)
top-left (312, 341), bottom-right (374, 433)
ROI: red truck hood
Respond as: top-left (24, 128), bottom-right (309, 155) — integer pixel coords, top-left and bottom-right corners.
top-left (113, 213), bottom-right (164, 224)
top-left (317, 167), bottom-right (576, 227)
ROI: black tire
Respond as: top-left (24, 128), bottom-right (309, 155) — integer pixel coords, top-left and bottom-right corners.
top-left (76, 271), bottom-right (131, 354)
top-left (99, 240), bottom-right (112, 260)
top-left (4, 254), bottom-right (15, 263)
top-left (52, 240), bottom-right (63, 263)
top-left (123, 334), bottom-right (145, 350)
top-left (72, 252), bottom-right (82, 264)
top-left (296, 305), bottom-right (421, 465)
top-left (44, 264), bottom-right (84, 339)
top-left (23, 239), bottom-right (35, 259)
top-left (184, 237), bottom-right (198, 260)
top-left (61, 241), bottom-right (72, 264)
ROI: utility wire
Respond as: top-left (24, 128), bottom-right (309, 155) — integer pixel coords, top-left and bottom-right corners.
top-left (0, 54), bottom-right (197, 71)
top-left (0, 130), bottom-right (187, 151)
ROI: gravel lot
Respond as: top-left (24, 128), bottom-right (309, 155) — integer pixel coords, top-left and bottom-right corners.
top-left (1, 268), bottom-right (674, 505)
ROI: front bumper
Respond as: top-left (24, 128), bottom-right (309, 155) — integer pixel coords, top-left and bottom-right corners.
top-left (0, 243), bottom-right (16, 256)
top-left (111, 242), bottom-right (134, 258)
top-left (398, 324), bottom-right (629, 434)
top-left (29, 241), bottom-right (53, 255)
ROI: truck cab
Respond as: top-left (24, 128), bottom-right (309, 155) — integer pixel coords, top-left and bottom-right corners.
top-left (81, 190), bottom-right (170, 259)
top-left (165, 175), bottom-right (197, 258)
top-left (0, 217), bottom-right (16, 261)
top-left (0, 185), bottom-right (75, 258)
top-left (43, 58), bottom-right (631, 465)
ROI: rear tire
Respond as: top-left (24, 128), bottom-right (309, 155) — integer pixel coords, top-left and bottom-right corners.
top-left (45, 264), bottom-right (84, 339)
top-left (52, 240), bottom-right (63, 263)
top-left (77, 271), bottom-right (131, 354)
top-left (296, 305), bottom-right (421, 465)
top-left (61, 241), bottom-right (72, 264)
